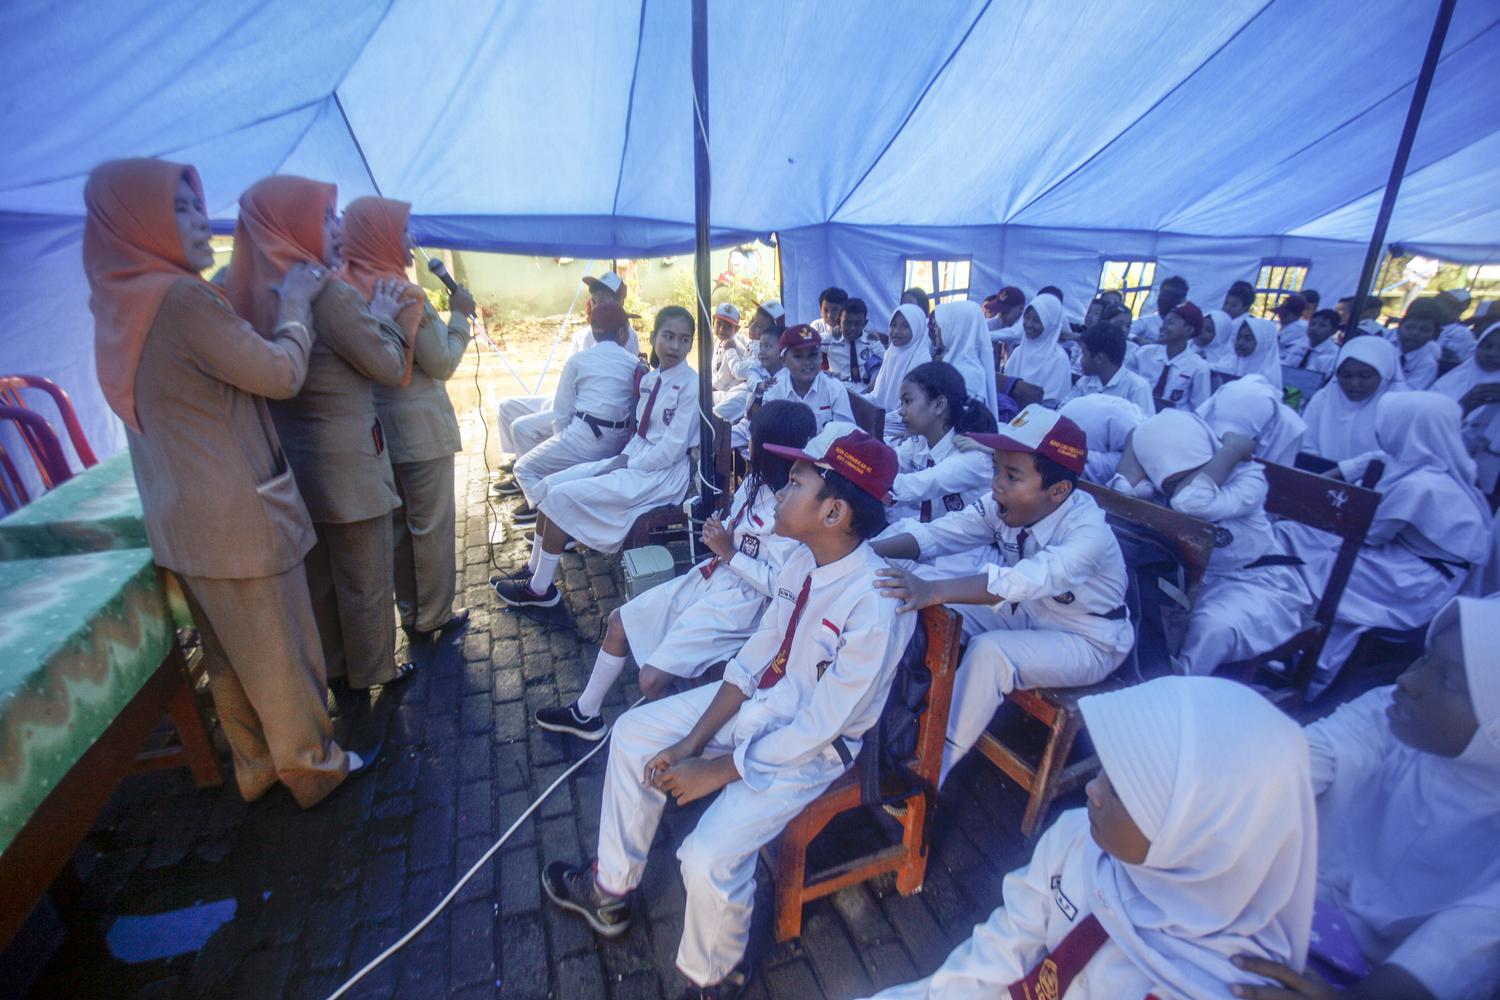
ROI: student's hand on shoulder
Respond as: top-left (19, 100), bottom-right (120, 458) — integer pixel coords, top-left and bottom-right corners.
top-left (701, 515), bottom-right (735, 560)
top-left (1229, 955), bottom-right (1339, 1000)
top-left (875, 565), bottom-right (935, 613)
top-left (951, 434), bottom-right (988, 454)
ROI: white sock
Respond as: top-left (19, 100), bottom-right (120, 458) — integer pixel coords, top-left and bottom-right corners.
top-left (529, 550), bottom-right (561, 594)
top-left (527, 536), bottom-right (542, 575)
top-left (576, 651), bottom-right (627, 718)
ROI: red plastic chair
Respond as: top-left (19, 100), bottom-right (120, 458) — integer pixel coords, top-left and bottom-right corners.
top-left (0, 375), bottom-right (99, 472)
top-left (0, 406), bottom-right (74, 512)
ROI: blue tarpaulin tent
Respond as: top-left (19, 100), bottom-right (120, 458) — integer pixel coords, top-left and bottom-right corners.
top-left (2, 0), bottom-right (1497, 460)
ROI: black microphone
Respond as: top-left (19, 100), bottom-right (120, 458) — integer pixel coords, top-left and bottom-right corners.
top-left (427, 257), bottom-right (459, 294)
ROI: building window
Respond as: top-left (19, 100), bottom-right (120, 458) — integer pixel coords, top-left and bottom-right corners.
top-left (903, 258), bottom-right (971, 305)
top-left (1252, 259), bottom-right (1311, 317)
top-left (1096, 258), bottom-right (1158, 318)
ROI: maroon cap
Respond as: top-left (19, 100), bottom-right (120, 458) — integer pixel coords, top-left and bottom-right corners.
top-left (589, 301), bottom-right (637, 332)
top-left (965, 405), bottom-right (1087, 475)
top-left (763, 423), bottom-right (898, 503)
top-left (779, 324), bottom-right (822, 352)
top-left (1172, 301), bottom-right (1204, 338)
top-left (996, 286), bottom-right (1026, 310)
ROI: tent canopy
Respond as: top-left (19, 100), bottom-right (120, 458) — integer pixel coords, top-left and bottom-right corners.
top-left (1, 0), bottom-right (1496, 457)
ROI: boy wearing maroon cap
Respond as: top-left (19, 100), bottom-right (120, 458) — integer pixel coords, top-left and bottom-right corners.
top-left (541, 425), bottom-right (915, 999)
top-left (987, 286), bottom-right (1027, 344)
top-left (872, 405), bottom-right (1133, 786)
top-left (1128, 301), bottom-right (1211, 410)
top-left (739, 324), bottom-right (854, 447)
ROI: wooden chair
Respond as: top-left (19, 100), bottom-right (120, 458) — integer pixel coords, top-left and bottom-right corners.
top-left (974, 480), bottom-right (1217, 837)
top-left (768, 606), bottom-right (962, 941)
top-left (0, 406), bottom-right (74, 511)
top-left (0, 374), bottom-right (98, 471)
top-left (1209, 370), bottom-right (1241, 393)
top-left (1218, 459), bottom-right (1383, 691)
top-left (846, 389), bottom-right (885, 439)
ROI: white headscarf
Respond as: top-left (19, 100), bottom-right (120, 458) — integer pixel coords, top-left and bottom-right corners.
top-left (1373, 391), bottom-right (1492, 565)
top-left (1316, 596), bottom-right (1500, 967)
top-left (932, 299), bottom-right (997, 416)
top-left (865, 304), bottom-right (932, 411)
top-left (1060, 393), bottom-right (1146, 483)
top-left (1130, 408), bottom-right (1220, 491)
top-left (1080, 676), bottom-right (1317, 998)
top-left (1227, 315), bottom-right (1283, 388)
top-left (1003, 294), bottom-right (1072, 403)
top-left (1301, 336), bottom-right (1403, 461)
top-left (1200, 308), bottom-right (1237, 367)
top-left (1197, 374), bottom-right (1306, 467)
top-left (1431, 321), bottom-right (1500, 402)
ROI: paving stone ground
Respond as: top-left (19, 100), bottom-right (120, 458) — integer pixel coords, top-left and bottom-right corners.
top-left (9, 443), bottom-right (1075, 1000)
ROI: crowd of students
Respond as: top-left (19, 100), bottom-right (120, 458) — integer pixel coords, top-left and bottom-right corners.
top-left (79, 156), bottom-right (1498, 999)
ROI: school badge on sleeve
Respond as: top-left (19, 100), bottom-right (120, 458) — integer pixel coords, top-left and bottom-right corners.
top-left (943, 493), bottom-right (964, 512)
top-left (738, 535), bottom-right (759, 558)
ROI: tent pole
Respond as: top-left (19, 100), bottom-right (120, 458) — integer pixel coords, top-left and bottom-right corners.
top-left (691, 0), bottom-right (716, 513)
top-left (1347, 0), bottom-right (1455, 329)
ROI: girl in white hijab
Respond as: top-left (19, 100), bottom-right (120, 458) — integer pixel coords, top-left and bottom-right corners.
top-left (862, 676), bottom-right (1317, 999)
top-left (1003, 293), bottom-right (1072, 405)
top-left (929, 299), bottom-right (997, 419)
top-left (1058, 393), bottom-right (1146, 484)
top-left (1234, 595), bottom-right (1500, 1000)
top-left (1433, 321), bottom-right (1500, 493)
top-left (1225, 315), bottom-right (1284, 388)
top-left (1113, 409), bottom-right (1310, 677)
top-left (1281, 392), bottom-right (1493, 693)
top-left (1197, 374), bottom-right (1306, 467)
top-left (865, 303), bottom-right (932, 440)
top-left (1299, 335), bottom-right (1404, 463)
top-left (1195, 307), bottom-right (1237, 368)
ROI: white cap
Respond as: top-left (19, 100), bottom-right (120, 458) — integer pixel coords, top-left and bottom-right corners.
top-left (759, 299), bottom-right (785, 321)
top-left (583, 271), bottom-right (625, 296)
top-left (713, 302), bottom-right (741, 322)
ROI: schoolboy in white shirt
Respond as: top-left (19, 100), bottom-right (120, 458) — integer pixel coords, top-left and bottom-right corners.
top-left (735, 325), bottom-right (854, 448)
top-left (1064, 324), bottom-right (1157, 415)
top-left (825, 297), bottom-right (886, 387)
top-left (1129, 302), bottom-right (1212, 410)
top-left (709, 301), bottom-right (751, 405)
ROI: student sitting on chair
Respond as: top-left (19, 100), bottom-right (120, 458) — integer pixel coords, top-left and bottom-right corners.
top-left (735, 324), bottom-right (853, 449)
top-left (1388, 298), bottom-right (1443, 391)
top-left (863, 676), bottom-right (1316, 1000)
top-left (1274, 294), bottom-right (1310, 354)
top-left (1129, 301), bottom-right (1212, 410)
top-left (861, 303), bottom-right (932, 442)
top-left (825, 297), bottom-right (885, 388)
top-left (1196, 307), bottom-right (1238, 369)
top-left (532, 400), bottom-right (815, 741)
top-left (887, 361), bottom-right (997, 524)
top-left (1233, 596), bottom-right (1500, 1000)
top-left (1063, 323), bottom-right (1157, 415)
top-left (1059, 393), bottom-right (1146, 484)
top-left (1299, 336), bottom-right (1405, 466)
top-left (1197, 374), bottom-right (1306, 467)
top-left (540, 426), bottom-right (914, 999)
top-left (713, 324), bottom-right (784, 428)
top-left (1113, 409), bottom-right (1311, 678)
top-left (1224, 313), bottom-right (1286, 389)
top-left (932, 299), bottom-right (1001, 416)
top-left (494, 307), bottom-right (698, 608)
top-left (872, 406), bottom-right (1133, 787)
top-left (709, 301), bottom-right (751, 406)
top-left (1280, 307), bottom-right (1341, 376)
top-left (1433, 320), bottom-right (1500, 495)
top-left (1002, 294), bottom-right (1072, 407)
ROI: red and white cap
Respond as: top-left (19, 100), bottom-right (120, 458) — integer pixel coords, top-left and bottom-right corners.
top-left (582, 271), bottom-right (626, 298)
top-left (758, 299), bottom-right (786, 321)
top-left (763, 422), bottom-right (898, 503)
top-left (965, 404), bottom-right (1088, 475)
top-left (713, 302), bottom-right (741, 323)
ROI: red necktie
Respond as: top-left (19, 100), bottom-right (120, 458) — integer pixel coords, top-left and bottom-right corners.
top-left (918, 457), bottom-right (936, 523)
top-left (1152, 361), bottom-right (1170, 399)
top-left (636, 374), bottom-right (662, 439)
top-left (1297, 348), bottom-right (1311, 369)
top-left (700, 502), bottom-right (749, 579)
top-left (758, 575), bottom-right (812, 689)
top-left (1009, 528), bottom-right (1029, 613)
top-left (1006, 913), bottom-right (1110, 1000)
top-left (848, 335), bottom-right (860, 382)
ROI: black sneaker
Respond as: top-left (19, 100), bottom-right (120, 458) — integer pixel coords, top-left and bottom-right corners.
top-left (541, 861), bottom-right (632, 938)
top-left (511, 503), bottom-right (539, 525)
top-left (675, 965), bottom-right (749, 1000)
top-left (534, 703), bottom-right (608, 741)
top-left (492, 577), bottom-right (561, 608)
top-left (492, 476), bottom-right (523, 496)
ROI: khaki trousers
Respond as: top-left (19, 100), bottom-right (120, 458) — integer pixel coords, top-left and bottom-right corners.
top-left (179, 566), bottom-right (348, 808)
top-left (305, 514), bottom-right (398, 688)
top-left (392, 455), bottom-right (457, 633)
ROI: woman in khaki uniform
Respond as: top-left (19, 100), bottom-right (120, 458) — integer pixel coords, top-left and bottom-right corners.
top-left (83, 158), bottom-right (370, 807)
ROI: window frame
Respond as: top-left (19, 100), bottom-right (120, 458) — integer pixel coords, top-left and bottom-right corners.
top-left (1095, 257), bottom-right (1159, 319)
top-left (902, 256), bottom-right (973, 307)
top-left (1251, 258), bottom-right (1312, 318)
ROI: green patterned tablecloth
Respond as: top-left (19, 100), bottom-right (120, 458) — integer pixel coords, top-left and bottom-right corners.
top-left (0, 450), bottom-right (144, 560)
top-left (0, 548), bottom-right (174, 855)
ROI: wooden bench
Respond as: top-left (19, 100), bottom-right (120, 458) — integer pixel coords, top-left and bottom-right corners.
top-left (847, 389), bottom-right (885, 439)
top-left (974, 480), bottom-right (1217, 837)
top-left (1218, 459), bottom-right (1383, 691)
top-left (768, 606), bottom-right (962, 941)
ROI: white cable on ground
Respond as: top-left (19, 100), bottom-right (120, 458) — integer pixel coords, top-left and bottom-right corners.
top-left (322, 700), bottom-right (640, 1000)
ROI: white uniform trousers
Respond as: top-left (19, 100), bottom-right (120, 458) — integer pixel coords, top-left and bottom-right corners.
top-left (1175, 565), bottom-right (1308, 677)
top-left (942, 604), bottom-right (1123, 786)
top-left (596, 684), bottom-right (844, 986)
top-left (497, 395), bottom-right (557, 458)
top-left (534, 456), bottom-right (690, 554)
top-left (513, 419), bottom-right (630, 507)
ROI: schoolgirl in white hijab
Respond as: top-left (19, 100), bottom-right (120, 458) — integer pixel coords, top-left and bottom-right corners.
top-left (1225, 315), bottom-right (1284, 388)
top-left (862, 676), bottom-right (1317, 1000)
top-left (1281, 392), bottom-right (1493, 693)
top-left (1432, 321), bottom-right (1500, 406)
top-left (1433, 322), bottom-right (1500, 493)
top-left (1195, 308), bottom-right (1237, 368)
top-left (1059, 393), bottom-right (1146, 484)
top-left (930, 299), bottom-right (997, 418)
top-left (1196, 374), bottom-right (1306, 467)
top-left (1113, 409), bottom-right (1310, 676)
top-left (1271, 595), bottom-right (1500, 1000)
top-left (864, 303), bottom-right (932, 440)
top-left (1300, 335), bottom-right (1404, 463)
top-left (1003, 293), bottom-right (1072, 405)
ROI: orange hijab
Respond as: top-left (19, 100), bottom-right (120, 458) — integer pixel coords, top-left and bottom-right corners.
top-left (84, 158), bottom-right (224, 432)
top-left (224, 175), bottom-right (335, 337)
top-left (340, 195), bottom-right (422, 384)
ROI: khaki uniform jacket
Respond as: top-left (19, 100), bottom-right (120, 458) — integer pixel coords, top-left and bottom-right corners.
top-left (269, 279), bottom-right (407, 524)
top-left (127, 278), bottom-right (316, 580)
top-left (372, 302), bottom-right (470, 464)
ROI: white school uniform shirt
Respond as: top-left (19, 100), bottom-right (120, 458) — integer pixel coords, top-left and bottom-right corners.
top-left (888, 429), bottom-right (992, 525)
top-left (1393, 338), bottom-right (1440, 390)
top-left (1064, 365), bottom-right (1157, 416)
top-left (1276, 317), bottom-right (1308, 351)
top-left (761, 368), bottom-right (855, 431)
top-left (720, 542), bottom-right (917, 792)
top-left (1279, 334), bottom-right (1339, 376)
top-left (1438, 320), bottom-right (1477, 362)
top-left (1128, 312), bottom-right (1163, 344)
top-left (548, 340), bottom-right (640, 435)
top-left (1129, 344), bottom-right (1211, 410)
top-left (824, 330), bottom-right (886, 386)
top-left (621, 361), bottom-right (699, 471)
top-left (903, 489), bottom-right (1133, 657)
top-left (711, 333), bottom-right (752, 392)
top-left (988, 318), bottom-right (1023, 345)
top-left (569, 322), bottom-right (640, 359)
